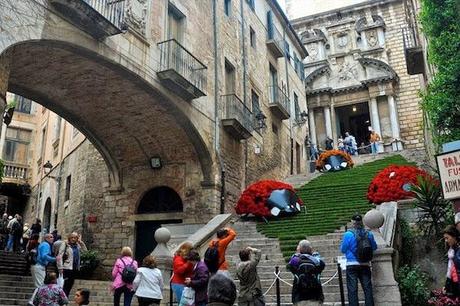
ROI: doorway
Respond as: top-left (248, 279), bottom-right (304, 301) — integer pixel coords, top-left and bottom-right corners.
top-left (135, 186), bottom-right (183, 262)
top-left (43, 198), bottom-right (52, 234)
top-left (335, 102), bottom-right (371, 147)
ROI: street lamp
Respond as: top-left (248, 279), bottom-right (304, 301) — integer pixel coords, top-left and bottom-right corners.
top-left (294, 110), bottom-right (308, 126)
top-left (43, 160), bottom-right (59, 180)
top-left (254, 111), bottom-right (267, 131)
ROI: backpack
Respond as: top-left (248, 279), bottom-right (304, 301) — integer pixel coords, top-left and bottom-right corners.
top-left (352, 229), bottom-right (373, 262)
top-left (204, 241), bottom-right (220, 273)
top-left (120, 258), bottom-right (136, 284)
top-left (294, 254), bottom-right (321, 291)
top-left (11, 221), bottom-right (21, 235)
top-left (27, 248), bottom-right (38, 265)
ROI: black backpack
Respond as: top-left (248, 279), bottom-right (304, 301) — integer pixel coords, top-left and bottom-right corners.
top-left (294, 254), bottom-right (321, 291)
top-left (204, 241), bottom-right (220, 273)
top-left (353, 229), bottom-right (374, 262)
top-left (120, 258), bottom-right (136, 284)
top-left (27, 248), bottom-right (38, 265)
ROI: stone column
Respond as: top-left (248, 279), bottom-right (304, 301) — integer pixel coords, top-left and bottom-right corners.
top-left (364, 209), bottom-right (402, 306)
top-left (151, 227), bottom-right (173, 306)
top-left (388, 95), bottom-right (403, 151)
top-left (308, 108), bottom-right (317, 147)
top-left (324, 106), bottom-right (332, 139)
top-left (330, 104), bottom-right (337, 145)
top-left (369, 97), bottom-right (383, 152)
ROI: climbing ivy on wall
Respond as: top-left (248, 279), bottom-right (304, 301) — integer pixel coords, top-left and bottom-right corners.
top-left (419, 0), bottom-right (460, 148)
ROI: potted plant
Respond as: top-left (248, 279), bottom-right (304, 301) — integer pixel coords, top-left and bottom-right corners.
top-left (79, 250), bottom-right (100, 279)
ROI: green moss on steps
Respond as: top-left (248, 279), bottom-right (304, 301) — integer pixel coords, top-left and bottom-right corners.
top-left (257, 155), bottom-right (414, 260)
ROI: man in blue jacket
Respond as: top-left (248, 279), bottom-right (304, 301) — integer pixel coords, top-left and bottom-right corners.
top-left (31, 233), bottom-right (56, 288)
top-left (340, 214), bottom-right (377, 306)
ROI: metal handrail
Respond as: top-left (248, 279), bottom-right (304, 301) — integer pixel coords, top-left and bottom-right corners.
top-left (221, 94), bottom-right (254, 133)
top-left (268, 85), bottom-right (290, 114)
top-left (158, 39), bottom-right (208, 93)
top-left (81, 0), bottom-right (126, 30)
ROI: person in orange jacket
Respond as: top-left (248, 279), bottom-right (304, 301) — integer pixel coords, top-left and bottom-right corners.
top-left (209, 227), bottom-right (237, 278)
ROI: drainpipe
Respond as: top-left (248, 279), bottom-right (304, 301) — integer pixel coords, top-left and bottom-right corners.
top-left (283, 28), bottom-right (293, 175)
top-left (240, 0), bottom-right (250, 187)
top-left (212, 0), bottom-right (226, 214)
top-left (53, 162), bottom-right (63, 230)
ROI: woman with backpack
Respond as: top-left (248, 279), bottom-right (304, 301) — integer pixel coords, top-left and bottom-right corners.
top-left (112, 246), bottom-right (138, 306)
top-left (133, 255), bottom-right (164, 306)
top-left (171, 242), bottom-right (193, 303)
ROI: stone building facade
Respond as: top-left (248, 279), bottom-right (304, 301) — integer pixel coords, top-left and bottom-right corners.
top-left (287, 0), bottom-right (426, 152)
top-left (0, 0), bottom-right (308, 268)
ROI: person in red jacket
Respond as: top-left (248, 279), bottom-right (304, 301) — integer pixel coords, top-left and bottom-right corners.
top-left (209, 227), bottom-right (237, 278)
top-left (171, 242), bottom-right (193, 303)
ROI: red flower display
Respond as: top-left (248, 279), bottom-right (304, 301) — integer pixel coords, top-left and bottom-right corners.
top-left (428, 289), bottom-right (460, 305)
top-left (316, 150), bottom-right (354, 171)
top-left (367, 165), bottom-right (432, 204)
top-left (235, 180), bottom-right (303, 217)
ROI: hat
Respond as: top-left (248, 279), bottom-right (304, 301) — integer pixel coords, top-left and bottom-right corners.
top-left (351, 214), bottom-right (362, 222)
top-left (455, 213), bottom-right (460, 225)
top-left (7, 216), bottom-right (12, 220)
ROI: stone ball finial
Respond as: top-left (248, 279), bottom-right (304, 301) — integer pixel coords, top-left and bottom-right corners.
top-left (363, 209), bottom-right (385, 229)
top-left (154, 227), bottom-right (171, 244)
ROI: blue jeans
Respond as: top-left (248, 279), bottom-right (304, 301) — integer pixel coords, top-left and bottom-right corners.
top-left (371, 142), bottom-right (379, 155)
top-left (114, 286), bottom-right (134, 306)
top-left (171, 283), bottom-right (185, 303)
top-left (6, 234), bottom-right (14, 251)
top-left (346, 265), bottom-right (374, 306)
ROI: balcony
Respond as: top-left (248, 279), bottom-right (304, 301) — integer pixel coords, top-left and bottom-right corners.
top-left (268, 85), bottom-right (290, 120)
top-left (50, 0), bottom-right (126, 39)
top-left (402, 27), bottom-right (425, 75)
top-left (221, 94), bottom-right (253, 140)
top-left (3, 162), bottom-right (28, 184)
top-left (266, 26), bottom-right (285, 58)
top-left (157, 39), bottom-right (207, 101)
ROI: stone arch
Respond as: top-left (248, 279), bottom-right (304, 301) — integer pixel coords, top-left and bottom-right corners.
top-left (42, 197), bottom-right (52, 234)
top-left (1, 39), bottom-right (214, 188)
top-left (0, 2), bottom-right (215, 188)
top-left (305, 64), bottom-right (331, 86)
top-left (137, 186), bottom-right (183, 214)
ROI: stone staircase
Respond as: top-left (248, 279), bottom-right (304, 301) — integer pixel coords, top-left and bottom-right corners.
top-left (227, 221), bottom-right (365, 306)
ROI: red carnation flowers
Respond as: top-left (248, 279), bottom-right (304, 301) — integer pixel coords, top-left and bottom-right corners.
top-left (367, 165), bottom-right (432, 204)
top-left (235, 180), bottom-right (303, 217)
top-left (316, 150), bottom-right (354, 171)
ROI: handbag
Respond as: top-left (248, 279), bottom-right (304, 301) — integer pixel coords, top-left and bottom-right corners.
top-left (179, 287), bottom-right (195, 306)
top-left (57, 273), bottom-right (65, 288)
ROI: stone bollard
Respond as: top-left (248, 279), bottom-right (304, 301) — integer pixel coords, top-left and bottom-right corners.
top-left (364, 209), bottom-right (402, 306)
top-left (151, 227), bottom-right (173, 306)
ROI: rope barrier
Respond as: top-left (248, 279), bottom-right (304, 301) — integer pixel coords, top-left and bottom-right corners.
top-left (262, 268), bottom-right (339, 296)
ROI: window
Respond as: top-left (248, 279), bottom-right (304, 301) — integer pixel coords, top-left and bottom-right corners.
top-left (250, 27), bottom-right (256, 48)
top-left (65, 175), bottom-right (71, 201)
top-left (15, 95), bottom-right (32, 114)
top-left (224, 0), bottom-right (231, 16)
top-left (267, 11), bottom-right (274, 40)
top-left (53, 116), bottom-right (62, 141)
top-left (3, 128), bottom-right (31, 163)
top-left (224, 59), bottom-right (236, 94)
top-left (251, 90), bottom-right (260, 115)
top-left (293, 53), bottom-right (299, 73)
top-left (294, 93), bottom-right (301, 121)
top-left (39, 127), bottom-right (46, 161)
top-left (285, 41), bottom-right (291, 59)
top-left (168, 3), bottom-right (185, 42)
top-left (246, 0), bottom-right (255, 11)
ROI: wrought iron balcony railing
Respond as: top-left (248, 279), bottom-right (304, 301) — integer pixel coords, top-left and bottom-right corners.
top-left (267, 26), bottom-right (285, 58)
top-left (50, 0), bottom-right (126, 39)
top-left (268, 85), bottom-right (290, 120)
top-left (3, 162), bottom-right (28, 181)
top-left (221, 94), bottom-right (253, 139)
top-left (158, 39), bottom-right (207, 100)
top-left (402, 27), bottom-right (424, 75)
